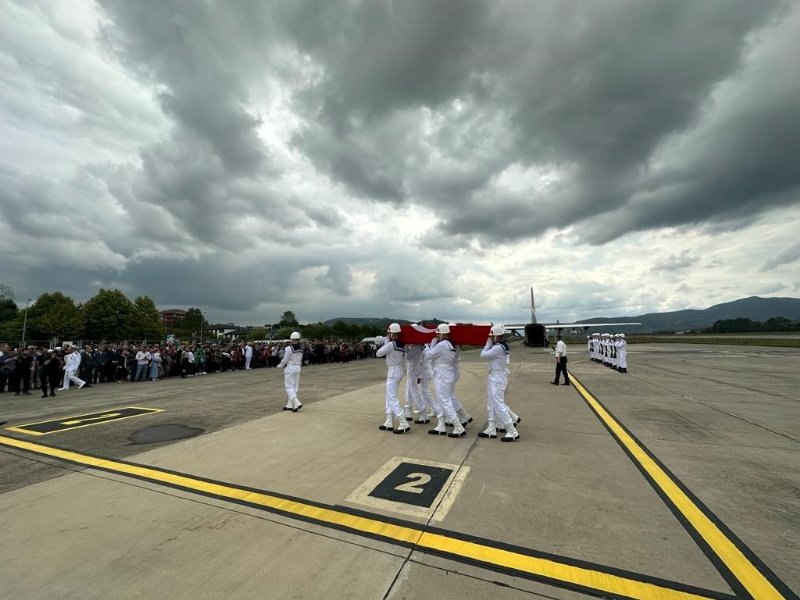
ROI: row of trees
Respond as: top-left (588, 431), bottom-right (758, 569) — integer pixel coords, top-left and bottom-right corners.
top-left (706, 317), bottom-right (800, 333)
top-left (0, 285), bottom-right (169, 344)
top-left (0, 286), bottom-right (386, 345)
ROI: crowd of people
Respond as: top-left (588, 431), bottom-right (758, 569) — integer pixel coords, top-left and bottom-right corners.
top-left (0, 340), bottom-right (379, 397)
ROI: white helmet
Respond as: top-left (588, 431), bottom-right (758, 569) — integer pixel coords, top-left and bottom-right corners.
top-left (290, 332), bottom-right (301, 340)
top-left (619, 333), bottom-right (625, 338)
top-left (491, 324), bottom-right (506, 336)
top-left (387, 323), bottom-right (401, 334)
top-left (436, 323), bottom-right (450, 334)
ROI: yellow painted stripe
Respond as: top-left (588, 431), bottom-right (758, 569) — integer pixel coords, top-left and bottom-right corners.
top-left (570, 374), bottom-right (786, 600)
top-left (0, 434), bottom-right (722, 600)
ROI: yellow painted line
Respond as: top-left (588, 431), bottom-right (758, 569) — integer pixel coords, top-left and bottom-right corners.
top-left (0, 434), bottom-right (728, 600)
top-left (61, 413), bottom-right (122, 425)
top-left (569, 373), bottom-right (788, 600)
top-left (6, 407), bottom-right (164, 435)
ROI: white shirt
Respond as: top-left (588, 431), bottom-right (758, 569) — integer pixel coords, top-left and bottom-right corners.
top-left (376, 339), bottom-right (405, 369)
top-left (480, 339), bottom-right (509, 372)
top-left (555, 340), bottom-right (567, 358)
top-left (245, 345), bottom-right (253, 358)
top-left (65, 351), bottom-right (81, 371)
top-left (279, 344), bottom-right (303, 371)
top-left (425, 338), bottom-right (456, 371)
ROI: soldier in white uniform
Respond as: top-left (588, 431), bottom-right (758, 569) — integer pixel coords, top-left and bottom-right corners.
top-left (617, 333), bottom-right (628, 373)
top-left (375, 323), bottom-right (409, 434)
top-left (424, 323), bottom-right (465, 438)
top-left (404, 343), bottom-right (423, 421)
top-left (478, 325), bottom-right (520, 442)
top-left (58, 346), bottom-right (87, 390)
top-left (416, 342), bottom-right (437, 423)
top-left (279, 332), bottom-right (303, 412)
top-left (448, 341), bottom-right (473, 427)
top-left (244, 343), bottom-right (254, 369)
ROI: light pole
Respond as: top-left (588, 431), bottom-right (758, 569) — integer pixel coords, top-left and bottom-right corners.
top-left (199, 309), bottom-right (204, 344)
top-left (21, 298), bottom-right (33, 348)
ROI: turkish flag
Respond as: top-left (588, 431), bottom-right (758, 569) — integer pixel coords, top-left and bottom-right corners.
top-left (399, 324), bottom-right (491, 346)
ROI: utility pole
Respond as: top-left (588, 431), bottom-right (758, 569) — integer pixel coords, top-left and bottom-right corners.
top-left (21, 298), bottom-right (33, 347)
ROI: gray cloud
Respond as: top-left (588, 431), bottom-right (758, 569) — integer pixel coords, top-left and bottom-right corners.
top-left (651, 250), bottom-right (700, 273)
top-left (2, 0), bottom-right (799, 326)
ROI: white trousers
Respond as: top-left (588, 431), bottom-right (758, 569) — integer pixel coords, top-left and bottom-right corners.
top-left (433, 370), bottom-right (457, 423)
top-left (618, 350), bottom-right (627, 369)
top-left (405, 369), bottom-right (426, 413)
top-left (62, 369), bottom-right (85, 389)
top-left (245, 356), bottom-right (252, 369)
top-left (419, 376), bottom-right (436, 416)
top-left (284, 368), bottom-right (300, 403)
top-left (485, 372), bottom-right (512, 426)
top-left (385, 366), bottom-right (404, 418)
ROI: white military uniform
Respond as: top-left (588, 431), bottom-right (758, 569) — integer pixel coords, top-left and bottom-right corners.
top-left (448, 344), bottom-right (472, 425)
top-left (404, 344), bottom-right (423, 420)
top-left (244, 344), bottom-right (253, 369)
top-left (618, 335), bottom-right (628, 373)
top-left (425, 338), bottom-right (464, 437)
top-left (479, 338), bottom-right (519, 440)
top-left (60, 350), bottom-right (86, 390)
top-left (418, 344), bottom-right (437, 422)
top-left (376, 338), bottom-right (408, 432)
top-left (279, 343), bottom-right (303, 411)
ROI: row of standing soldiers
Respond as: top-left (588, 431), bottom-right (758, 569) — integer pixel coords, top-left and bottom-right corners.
top-left (587, 333), bottom-right (628, 373)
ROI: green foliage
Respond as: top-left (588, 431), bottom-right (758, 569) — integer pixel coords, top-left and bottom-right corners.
top-left (132, 296), bottom-right (164, 341)
top-left (28, 291), bottom-right (85, 340)
top-left (279, 310), bottom-right (299, 328)
top-left (83, 289), bottom-right (134, 341)
top-left (0, 298), bottom-right (18, 323)
top-left (708, 316), bottom-right (799, 333)
top-left (0, 283), bottom-right (15, 303)
top-left (248, 326), bottom-right (267, 340)
top-left (173, 307), bottom-right (208, 339)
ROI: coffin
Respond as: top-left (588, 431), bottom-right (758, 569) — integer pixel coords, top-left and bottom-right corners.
top-left (399, 323), bottom-right (492, 346)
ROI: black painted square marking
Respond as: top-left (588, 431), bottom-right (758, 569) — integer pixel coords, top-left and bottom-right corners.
top-left (368, 462), bottom-right (453, 508)
top-left (7, 407), bottom-right (162, 435)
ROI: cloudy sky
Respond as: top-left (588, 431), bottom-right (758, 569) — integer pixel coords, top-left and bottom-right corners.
top-left (2, 0), bottom-right (799, 326)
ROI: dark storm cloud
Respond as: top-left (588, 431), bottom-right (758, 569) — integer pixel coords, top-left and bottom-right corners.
top-left (283, 0), bottom-right (795, 245)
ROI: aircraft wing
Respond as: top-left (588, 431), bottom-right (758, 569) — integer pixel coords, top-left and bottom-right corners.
top-left (505, 322), bottom-right (641, 331)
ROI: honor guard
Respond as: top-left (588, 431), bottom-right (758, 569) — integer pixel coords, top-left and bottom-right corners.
top-left (376, 323), bottom-right (410, 434)
top-left (478, 325), bottom-right (519, 442)
top-left (617, 334), bottom-right (628, 373)
top-left (424, 323), bottom-right (466, 438)
top-left (279, 332), bottom-right (303, 412)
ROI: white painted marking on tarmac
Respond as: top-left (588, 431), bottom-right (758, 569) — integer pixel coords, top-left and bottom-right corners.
top-left (346, 456), bottom-right (469, 522)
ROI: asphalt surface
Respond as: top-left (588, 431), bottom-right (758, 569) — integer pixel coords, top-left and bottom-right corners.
top-left (0, 343), bottom-right (797, 600)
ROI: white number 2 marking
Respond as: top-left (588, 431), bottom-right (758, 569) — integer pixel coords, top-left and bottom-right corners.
top-left (395, 472), bottom-right (431, 494)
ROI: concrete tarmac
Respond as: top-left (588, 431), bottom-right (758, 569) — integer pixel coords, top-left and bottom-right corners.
top-left (0, 344), bottom-right (798, 600)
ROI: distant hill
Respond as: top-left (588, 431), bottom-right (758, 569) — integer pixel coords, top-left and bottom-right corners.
top-left (580, 296), bottom-right (800, 332)
top-left (322, 317), bottom-right (414, 327)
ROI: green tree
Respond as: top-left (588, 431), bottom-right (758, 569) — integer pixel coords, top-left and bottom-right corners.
top-left (0, 284), bottom-right (19, 337)
top-left (28, 291), bottom-right (85, 341)
top-left (83, 289), bottom-right (134, 341)
top-left (279, 310), bottom-right (299, 328)
top-left (132, 296), bottom-right (164, 341)
top-left (174, 308), bottom-right (208, 339)
top-left (248, 326), bottom-right (267, 340)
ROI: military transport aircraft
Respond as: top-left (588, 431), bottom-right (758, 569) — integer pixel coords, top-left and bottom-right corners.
top-left (505, 288), bottom-right (641, 346)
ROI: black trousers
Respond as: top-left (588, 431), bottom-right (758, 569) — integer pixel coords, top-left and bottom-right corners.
top-left (553, 356), bottom-right (569, 384)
